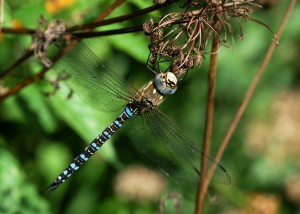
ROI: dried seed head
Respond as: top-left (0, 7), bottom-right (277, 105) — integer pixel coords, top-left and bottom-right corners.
top-left (149, 54), bottom-right (158, 64)
top-left (153, 28), bottom-right (164, 41)
top-left (229, 8), bottom-right (252, 21)
top-left (143, 18), bottom-right (154, 35)
top-left (185, 55), bottom-right (194, 69)
top-left (165, 45), bottom-right (182, 57)
top-left (194, 52), bottom-right (203, 66)
top-left (144, 0), bottom-right (262, 77)
top-left (170, 64), bottom-right (184, 77)
top-left (30, 17), bottom-right (67, 67)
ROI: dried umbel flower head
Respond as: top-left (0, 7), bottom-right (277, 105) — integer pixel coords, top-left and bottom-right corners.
top-left (29, 17), bottom-right (67, 67)
top-left (144, 0), bottom-right (260, 77)
top-left (144, 14), bottom-right (207, 76)
top-left (143, 18), bottom-right (155, 36)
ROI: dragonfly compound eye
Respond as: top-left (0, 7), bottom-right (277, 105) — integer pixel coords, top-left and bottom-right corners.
top-left (166, 72), bottom-right (177, 88)
top-left (154, 72), bottom-right (177, 96)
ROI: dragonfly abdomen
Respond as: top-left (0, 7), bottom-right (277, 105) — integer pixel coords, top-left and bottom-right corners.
top-left (46, 106), bottom-right (134, 193)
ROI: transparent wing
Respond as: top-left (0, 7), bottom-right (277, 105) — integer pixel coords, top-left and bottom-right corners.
top-left (127, 109), bottom-right (231, 187)
top-left (49, 41), bottom-right (137, 112)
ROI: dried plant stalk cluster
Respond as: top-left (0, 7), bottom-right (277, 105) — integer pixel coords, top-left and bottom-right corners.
top-left (144, 0), bottom-right (258, 77)
top-left (29, 17), bottom-right (67, 67)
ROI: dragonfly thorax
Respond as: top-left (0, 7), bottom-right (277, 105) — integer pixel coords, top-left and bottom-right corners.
top-left (128, 97), bottom-right (155, 115)
top-left (130, 77), bottom-right (170, 115)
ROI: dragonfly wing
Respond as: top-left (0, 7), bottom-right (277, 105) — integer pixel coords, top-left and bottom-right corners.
top-left (49, 41), bottom-right (137, 112)
top-left (127, 109), bottom-right (231, 187)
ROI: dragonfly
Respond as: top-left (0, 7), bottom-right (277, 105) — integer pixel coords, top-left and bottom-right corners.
top-left (46, 41), bottom-right (231, 193)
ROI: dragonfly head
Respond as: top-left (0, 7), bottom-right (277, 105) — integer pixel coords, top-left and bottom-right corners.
top-left (154, 72), bottom-right (177, 96)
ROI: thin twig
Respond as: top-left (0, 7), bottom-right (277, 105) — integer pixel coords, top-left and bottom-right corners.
top-left (73, 24), bottom-right (144, 38)
top-left (0, 66), bottom-right (48, 101)
top-left (1, 27), bottom-right (35, 34)
top-left (0, 50), bottom-right (33, 78)
top-left (68, 0), bottom-right (178, 32)
top-left (91, 0), bottom-right (125, 23)
top-left (197, 0), bottom-right (296, 211)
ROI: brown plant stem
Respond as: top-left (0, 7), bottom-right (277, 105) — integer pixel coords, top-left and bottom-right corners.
top-left (196, 0), bottom-right (296, 212)
top-left (73, 25), bottom-right (144, 38)
top-left (1, 27), bottom-right (35, 35)
top-left (0, 50), bottom-right (33, 78)
top-left (195, 20), bottom-right (221, 214)
top-left (68, 0), bottom-right (178, 32)
top-left (0, 0), bottom-right (125, 102)
top-left (91, 0), bottom-right (125, 23)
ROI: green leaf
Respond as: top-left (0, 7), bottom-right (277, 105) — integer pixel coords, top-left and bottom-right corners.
top-left (0, 148), bottom-right (50, 213)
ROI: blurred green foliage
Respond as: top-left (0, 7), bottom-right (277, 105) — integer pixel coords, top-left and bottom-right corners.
top-left (1, 0), bottom-right (300, 213)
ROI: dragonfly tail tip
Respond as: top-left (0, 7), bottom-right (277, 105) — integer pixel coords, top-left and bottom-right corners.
top-left (46, 182), bottom-right (59, 194)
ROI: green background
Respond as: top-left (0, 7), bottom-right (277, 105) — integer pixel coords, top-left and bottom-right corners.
top-left (0, 0), bottom-right (300, 213)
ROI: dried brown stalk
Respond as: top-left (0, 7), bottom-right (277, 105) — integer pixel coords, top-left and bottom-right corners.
top-left (196, 20), bottom-right (221, 214)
